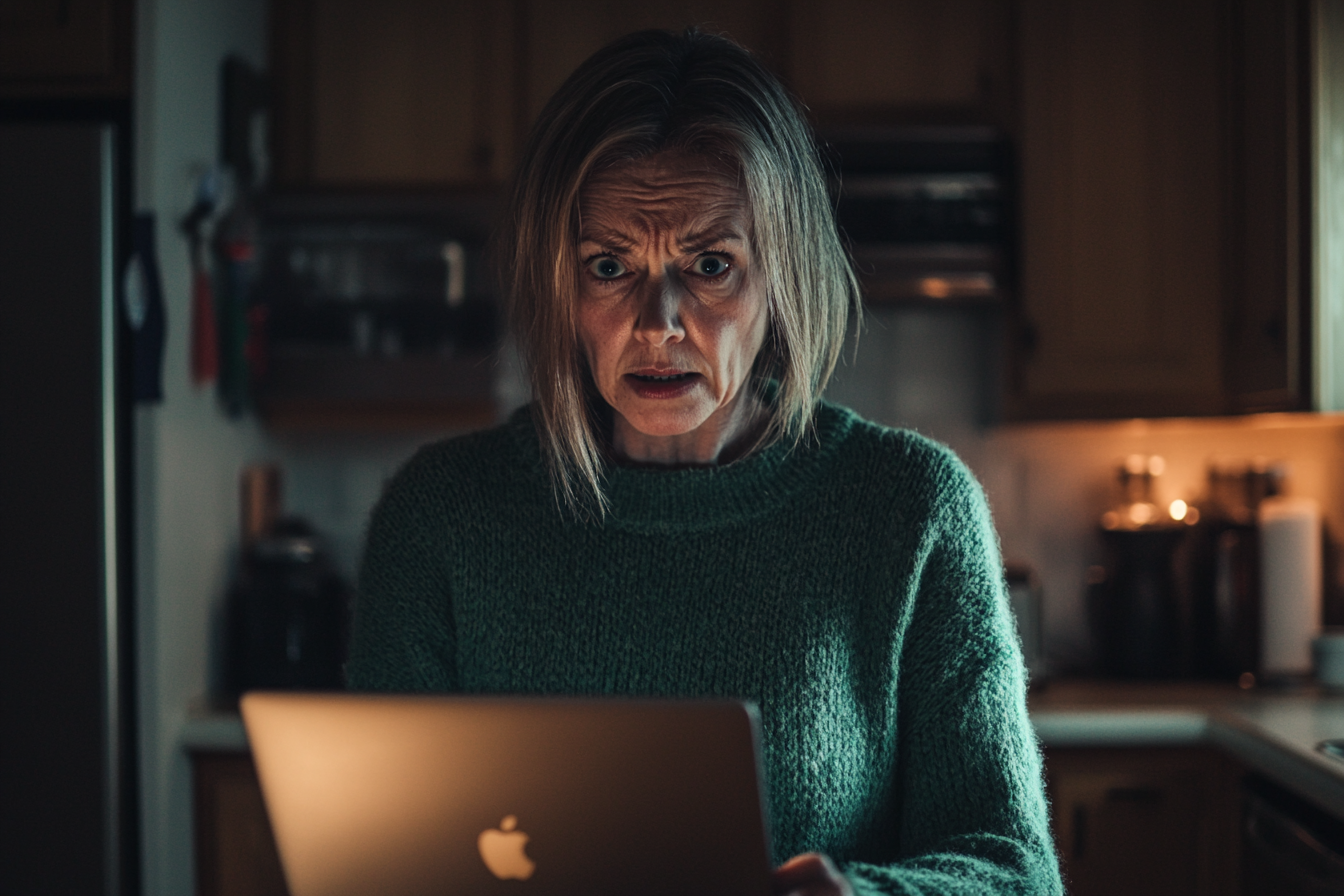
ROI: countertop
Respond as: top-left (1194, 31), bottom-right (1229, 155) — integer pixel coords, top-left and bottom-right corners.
top-left (1030, 680), bottom-right (1344, 819)
top-left (182, 680), bottom-right (1344, 820)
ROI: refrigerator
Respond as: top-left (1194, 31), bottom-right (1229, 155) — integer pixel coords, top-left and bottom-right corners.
top-left (0, 117), bottom-right (138, 893)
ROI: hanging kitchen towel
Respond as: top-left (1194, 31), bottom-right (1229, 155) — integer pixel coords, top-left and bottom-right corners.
top-left (124, 212), bottom-right (166, 403)
top-left (214, 222), bottom-right (256, 417)
top-left (181, 168), bottom-right (221, 386)
top-left (191, 262), bottom-right (219, 385)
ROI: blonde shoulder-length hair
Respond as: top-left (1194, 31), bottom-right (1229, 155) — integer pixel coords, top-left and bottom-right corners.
top-left (499, 27), bottom-right (860, 516)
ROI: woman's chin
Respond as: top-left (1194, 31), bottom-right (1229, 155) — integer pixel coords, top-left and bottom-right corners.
top-left (608, 391), bottom-right (713, 438)
top-left (616, 408), bottom-right (710, 440)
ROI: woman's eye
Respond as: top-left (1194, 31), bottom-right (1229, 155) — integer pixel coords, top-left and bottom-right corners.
top-left (692, 255), bottom-right (730, 277)
top-left (587, 256), bottom-right (627, 280)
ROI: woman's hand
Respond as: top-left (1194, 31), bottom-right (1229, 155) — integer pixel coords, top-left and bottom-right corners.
top-left (772, 852), bottom-right (854, 896)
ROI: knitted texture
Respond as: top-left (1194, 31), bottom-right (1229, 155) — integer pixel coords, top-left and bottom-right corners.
top-left (348, 401), bottom-right (1062, 895)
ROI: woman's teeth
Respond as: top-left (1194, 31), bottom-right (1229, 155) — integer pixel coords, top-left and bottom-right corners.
top-left (636, 373), bottom-right (690, 381)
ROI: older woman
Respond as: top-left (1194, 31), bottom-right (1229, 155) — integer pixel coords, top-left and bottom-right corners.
top-left (349, 28), bottom-right (1061, 896)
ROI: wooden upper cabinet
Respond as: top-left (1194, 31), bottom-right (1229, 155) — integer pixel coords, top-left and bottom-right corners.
top-left (784, 0), bottom-right (1013, 125)
top-left (267, 0), bottom-right (1311, 418)
top-left (1009, 0), bottom-right (1311, 419)
top-left (1013, 0), bottom-right (1226, 418)
top-left (1224, 0), bottom-right (1311, 412)
top-left (272, 0), bottom-right (519, 187)
top-left (0, 0), bottom-right (132, 97)
top-left (271, 0), bottom-right (1013, 188)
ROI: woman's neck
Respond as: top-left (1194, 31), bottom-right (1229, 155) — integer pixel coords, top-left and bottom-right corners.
top-left (609, 388), bottom-right (768, 467)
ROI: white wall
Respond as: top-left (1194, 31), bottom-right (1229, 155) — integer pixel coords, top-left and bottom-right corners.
top-left (133, 1), bottom-right (268, 892)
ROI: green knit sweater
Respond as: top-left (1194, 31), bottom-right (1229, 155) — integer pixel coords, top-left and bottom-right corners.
top-left (348, 401), bottom-right (1062, 895)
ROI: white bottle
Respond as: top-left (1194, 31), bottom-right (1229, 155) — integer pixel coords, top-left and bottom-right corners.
top-left (1259, 496), bottom-right (1323, 678)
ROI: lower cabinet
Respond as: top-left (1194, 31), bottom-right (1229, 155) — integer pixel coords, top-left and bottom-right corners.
top-left (1043, 747), bottom-right (1244, 896)
top-left (193, 743), bottom-right (1244, 895)
top-left (192, 751), bottom-right (290, 896)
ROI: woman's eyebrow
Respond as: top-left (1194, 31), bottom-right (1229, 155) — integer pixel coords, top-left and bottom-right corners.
top-left (577, 226), bottom-right (636, 249)
top-left (679, 226), bottom-right (746, 253)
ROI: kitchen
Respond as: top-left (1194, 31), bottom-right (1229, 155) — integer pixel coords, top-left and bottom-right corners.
top-left (4, 0), bottom-right (1344, 894)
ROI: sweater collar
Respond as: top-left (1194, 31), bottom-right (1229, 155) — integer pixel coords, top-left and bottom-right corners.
top-left (508, 399), bottom-right (856, 532)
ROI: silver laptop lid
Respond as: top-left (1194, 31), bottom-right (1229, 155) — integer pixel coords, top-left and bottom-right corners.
top-left (241, 693), bottom-right (773, 896)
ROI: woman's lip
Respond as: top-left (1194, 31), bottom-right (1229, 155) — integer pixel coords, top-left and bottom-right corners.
top-left (629, 368), bottom-right (691, 377)
top-left (623, 371), bottom-right (700, 399)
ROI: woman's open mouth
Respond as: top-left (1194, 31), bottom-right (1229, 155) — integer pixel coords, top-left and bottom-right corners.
top-left (624, 371), bottom-right (700, 399)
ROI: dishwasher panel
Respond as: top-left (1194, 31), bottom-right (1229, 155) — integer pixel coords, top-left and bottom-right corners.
top-left (1244, 774), bottom-right (1344, 896)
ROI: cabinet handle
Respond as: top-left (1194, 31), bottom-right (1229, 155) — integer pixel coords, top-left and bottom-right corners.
top-left (1072, 805), bottom-right (1088, 859)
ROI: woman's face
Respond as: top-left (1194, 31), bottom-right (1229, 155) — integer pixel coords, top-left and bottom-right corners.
top-left (576, 152), bottom-right (769, 465)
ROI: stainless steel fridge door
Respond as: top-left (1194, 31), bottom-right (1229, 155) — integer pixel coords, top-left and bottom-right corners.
top-left (0, 122), bottom-right (128, 895)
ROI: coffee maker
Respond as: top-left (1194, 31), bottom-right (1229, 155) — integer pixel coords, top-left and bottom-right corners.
top-left (1184, 462), bottom-right (1285, 683)
top-left (226, 465), bottom-right (350, 696)
top-left (1089, 455), bottom-right (1199, 678)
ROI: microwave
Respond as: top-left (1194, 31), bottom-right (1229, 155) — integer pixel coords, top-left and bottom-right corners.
top-left (821, 126), bottom-right (1012, 304)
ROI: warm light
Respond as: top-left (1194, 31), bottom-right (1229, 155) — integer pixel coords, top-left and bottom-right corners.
top-left (1186, 507), bottom-right (1200, 524)
top-left (1128, 503), bottom-right (1154, 525)
top-left (1101, 511), bottom-right (1120, 530)
top-left (919, 277), bottom-right (952, 299)
top-left (1124, 454), bottom-right (1147, 475)
top-left (1169, 499), bottom-right (1188, 521)
top-left (1148, 456), bottom-right (1166, 476)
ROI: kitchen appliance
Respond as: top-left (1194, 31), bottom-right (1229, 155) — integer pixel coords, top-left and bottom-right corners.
top-left (229, 516), bottom-right (350, 693)
top-left (1089, 456), bottom-right (1198, 678)
top-left (1243, 773), bottom-right (1344, 894)
top-left (1092, 528), bottom-right (1189, 677)
top-left (822, 125), bottom-right (1012, 304)
top-left (1186, 462), bottom-right (1286, 682)
top-left (0, 117), bottom-right (137, 892)
top-left (228, 467), bottom-right (349, 694)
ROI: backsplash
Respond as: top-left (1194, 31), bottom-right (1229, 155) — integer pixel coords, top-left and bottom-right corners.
top-left (964, 414), bottom-right (1344, 672)
top-left (826, 305), bottom-right (1344, 673)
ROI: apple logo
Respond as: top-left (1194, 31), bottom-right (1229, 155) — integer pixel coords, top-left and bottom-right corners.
top-left (477, 815), bottom-right (536, 880)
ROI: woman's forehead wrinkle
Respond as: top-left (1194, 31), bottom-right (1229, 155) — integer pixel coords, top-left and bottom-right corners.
top-left (578, 221), bottom-right (636, 249)
top-left (577, 154), bottom-right (752, 261)
top-left (582, 198), bottom-right (748, 249)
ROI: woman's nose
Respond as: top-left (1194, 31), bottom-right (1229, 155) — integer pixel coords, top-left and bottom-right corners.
top-left (632, 273), bottom-right (685, 345)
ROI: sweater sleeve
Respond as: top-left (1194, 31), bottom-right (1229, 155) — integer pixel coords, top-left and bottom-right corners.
top-left (346, 447), bottom-right (460, 693)
top-left (843, 452), bottom-right (1062, 896)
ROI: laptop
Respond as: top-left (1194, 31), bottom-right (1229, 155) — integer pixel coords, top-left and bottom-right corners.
top-left (241, 692), bottom-right (774, 896)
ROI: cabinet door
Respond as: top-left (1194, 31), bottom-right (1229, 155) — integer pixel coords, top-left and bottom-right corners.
top-left (272, 0), bottom-right (518, 187)
top-left (1011, 0), bottom-right (1227, 419)
top-left (1044, 747), bottom-right (1241, 896)
top-left (0, 0), bottom-right (131, 96)
top-left (784, 0), bottom-right (1012, 125)
top-left (193, 751), bottom-right (290, 896)
top-left (1224, 0), bottom-right (1311, 412)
